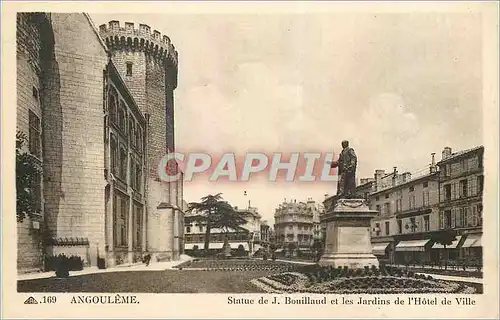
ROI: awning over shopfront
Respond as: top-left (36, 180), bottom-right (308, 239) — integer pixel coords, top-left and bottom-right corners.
top-left (372, 242), bottom-right (390, 255)
top-left (184, 242), bottom-right (249, 250)
top-left (395, 239), bottom-right (430, 252)
top-left (431, 236), bottom-right (463, 249)
top-left (461, 234), bottom-right (482, 248)
top-left (184, 243), bottom-right (224, 250)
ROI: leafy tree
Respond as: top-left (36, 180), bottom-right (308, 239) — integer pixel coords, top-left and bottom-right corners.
top-left (188, 193), bottom-right (246, 255)
top-left (431, 229), bottom-right (458, 270)
top-left (312, 239), bottom-right (324, 262)
top-left (287, 242), bottom-right (297, 257)
top-left (16, 131), bottom-right (42, 223)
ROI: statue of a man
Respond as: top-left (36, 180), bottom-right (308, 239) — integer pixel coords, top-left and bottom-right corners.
top-left (330, 140), bottom-right (357, 198)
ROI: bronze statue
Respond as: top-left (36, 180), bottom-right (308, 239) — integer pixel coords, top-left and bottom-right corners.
top-left (330, 140), bottom-right (357, 198)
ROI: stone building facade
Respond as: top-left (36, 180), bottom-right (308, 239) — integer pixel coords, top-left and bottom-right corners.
top-left (322, 146), bottom-right (484, 266)
top-left (369, 167), bottom-right (440, 264)
top-left (16, 13), bottom-right (184, 272)
top-left (274, 199), bottom-right (321, 255)
top-left (436, 146), bottom-right (484, 262)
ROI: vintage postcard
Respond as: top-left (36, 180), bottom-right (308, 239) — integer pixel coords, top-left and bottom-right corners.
top-left (1, 1), bottom-right (499, 319)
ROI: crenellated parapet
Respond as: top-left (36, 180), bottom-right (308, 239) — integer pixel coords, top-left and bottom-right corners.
top-left (99, 20), bottom-right (178, 68)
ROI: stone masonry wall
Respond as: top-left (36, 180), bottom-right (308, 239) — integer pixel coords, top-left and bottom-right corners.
top-left (42, 13), bottom-right (108, 266)
top-left (16, 13), bottom-right (45, 271)
top-left (99, 20), bottom-right (182, 259)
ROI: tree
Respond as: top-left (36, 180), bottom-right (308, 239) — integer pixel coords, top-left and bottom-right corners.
top-left (312, 239), bottom-right (323, 262)
top-left (188, 194), bottom-right (246, 255)
top-left (212, 201), bottom-right (247, 258)
top-left (431, 229), bottom-right (458, 270)
top-left (16, 131), bottom-right (42, 223)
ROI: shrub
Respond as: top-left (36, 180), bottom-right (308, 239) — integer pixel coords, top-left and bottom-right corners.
top-left (55, 264), bottom-right (69, 278)
top-left (45, 254), bottom-right (84, 272)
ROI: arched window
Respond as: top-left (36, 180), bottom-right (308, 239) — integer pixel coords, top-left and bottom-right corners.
top-left (108, 91), bottom-right (117, 124)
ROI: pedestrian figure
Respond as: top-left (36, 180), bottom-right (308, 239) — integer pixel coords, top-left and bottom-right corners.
top-left (143, 251), bottom-right (151, 266)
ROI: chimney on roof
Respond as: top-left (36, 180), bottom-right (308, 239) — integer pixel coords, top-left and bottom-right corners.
top-left (402, 172), bottom-right (412, 182)
top-left (392, 167), bottom-right (398, 186)
top-left (430, 153), bottom-right (438, 173)
top-left (442, 147), bottom-right (452, 160)
top-left (374, 169), bottom-right (385, 190)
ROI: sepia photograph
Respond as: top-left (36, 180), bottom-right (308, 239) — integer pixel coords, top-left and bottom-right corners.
top-left (2, 1), bottom-right (499, 319)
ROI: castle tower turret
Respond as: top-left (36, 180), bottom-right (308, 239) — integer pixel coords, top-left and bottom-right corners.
top-left (99, 21), bottom-right (182, 261)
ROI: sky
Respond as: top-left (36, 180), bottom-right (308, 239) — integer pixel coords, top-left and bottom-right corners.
top-left (91, 11), bottom-right (483, 224)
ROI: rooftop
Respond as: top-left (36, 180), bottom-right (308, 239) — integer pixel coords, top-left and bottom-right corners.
top-left (437, 145), bottom-right (484, 165)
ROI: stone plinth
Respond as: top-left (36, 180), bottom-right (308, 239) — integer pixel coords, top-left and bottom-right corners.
top-left (319, 199), bottom-right (379, 268)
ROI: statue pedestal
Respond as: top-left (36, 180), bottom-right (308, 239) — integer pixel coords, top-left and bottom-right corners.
top-left (319, 199), bottom-right (379, 269)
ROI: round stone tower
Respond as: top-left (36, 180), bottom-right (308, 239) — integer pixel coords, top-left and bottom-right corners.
top-left (99, 21), bottom-right (182, 261)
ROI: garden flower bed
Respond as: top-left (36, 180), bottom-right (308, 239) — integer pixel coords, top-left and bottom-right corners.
top-left (175, 259), bottom-right (298, 272)
top-left (252, 265), bottom-right (477, 294)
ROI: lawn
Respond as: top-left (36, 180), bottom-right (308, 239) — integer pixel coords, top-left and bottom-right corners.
top-left (17, 270), bottom-right (273, 293)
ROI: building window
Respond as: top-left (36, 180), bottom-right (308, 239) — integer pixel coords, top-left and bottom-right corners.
top-left (459, 179), bottom-right (468, 198)
top-left (136, 163), bottom-right (142, 193)
top-left (409, 186), bottom-right (415, 192)
top-left (385, 193), bottom-right (390, 199)
top-left (130, 159), bottom-right (136, 189)
top-left (129, 119), bottom-right (135, 147)
top-left (452, 182), bottom-right (458, 200)
top-left (186, 226), bottom-right (191, 233)
top-left (114, 193), bottom-right (129, 247)
top-left (477, 175), bottom-right (484, 194)
top-left (395, 199), bottom-right (402, 212)
top-left (120, 147), bottom-right (127, 181)
top-left (136, 126), bottom-right (142, 153)
top-left (422, 191), bottom-right (430, 207)
top-left (424, 215), bottom-right (430, 231)
top-left (108, 92), bottom-right (117, 124)
top-left (133, 203), bottom-right (143, 248)
top-left (423, 181), bottom-right (428, 188)
top-left (32, 86), bottom-right (39, 99)
top-left (443, 210), bottom-right (452, 229)
top-left (126, 62), bottom-right (133, 76)
top-left (410, 217), bottom-right (417, 232)
top-left (397, 220), bottom-right (402, 234)
top-left (385, 221), bottom-right (390, 235)
top-left (199, 225), bottom-right (203, 232)
top-left (28, 110), bottom-right (41, 158)
top-left (384, 203), bottom-right (391, 215)
top-left (456, 208), bottom-right (464, 228)
top-left (375, 196), bottom-right (379, 201)
top-left (443, 184), bottom-right (452, 201)
top-left (409, 195), bottom-right (416, 209)
top-left (375, 205), bottom-right (381, 214)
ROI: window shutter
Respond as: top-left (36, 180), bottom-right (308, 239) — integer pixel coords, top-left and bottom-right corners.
top-left (451, 208), bottom-right (456, 228)
top-left (465, 207), bottom-right (471, 227)
top-left (439, 212), bottom-right (444, 229)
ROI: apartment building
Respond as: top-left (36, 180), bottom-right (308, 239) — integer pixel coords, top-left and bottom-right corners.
top-left (274, 199), bottom-right (320, 256)
top-left (436, 146), bottom-right (484, 262)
